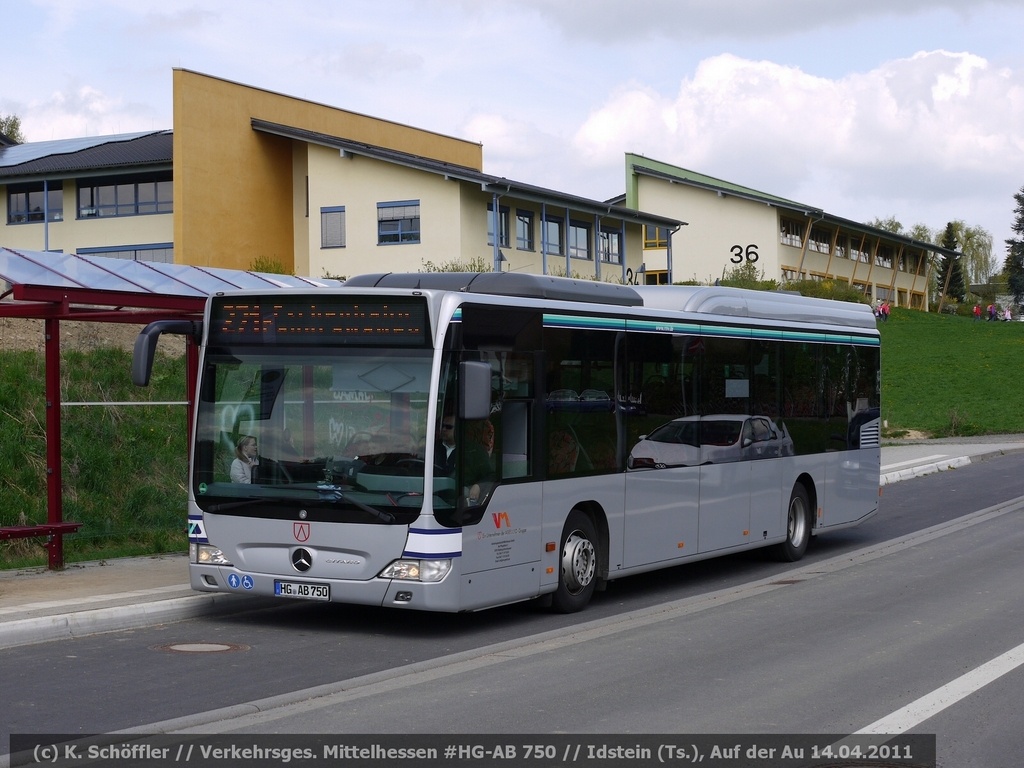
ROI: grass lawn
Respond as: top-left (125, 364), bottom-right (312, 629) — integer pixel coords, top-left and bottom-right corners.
top-left (879, 307), bottom-right (1024, 436)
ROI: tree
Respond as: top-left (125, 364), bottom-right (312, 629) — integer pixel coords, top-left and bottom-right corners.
top-left (942, 220), bottom-right (995, 286)
top-left (0, 113), bottom-right (25, 144)
top-left (935, 222), bottom-right (967, 303)
top-left (867, 215), bottom-right (903, 234)
top-left (1006, 186), bottom-right (1024, 307)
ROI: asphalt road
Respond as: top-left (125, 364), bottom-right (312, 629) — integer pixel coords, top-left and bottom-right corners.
top-left (2, 450), bottom-right (1023, 768)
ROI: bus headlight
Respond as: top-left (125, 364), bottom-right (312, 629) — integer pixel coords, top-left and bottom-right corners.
top-left (379, 559), bottom-right (452, 582)
top-left (190, 542), bottom-right (233, 566)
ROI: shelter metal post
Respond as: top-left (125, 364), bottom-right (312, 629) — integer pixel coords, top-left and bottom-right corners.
top-left (44, 317), bottom-right (65, 569)
top-left (186, 336), bottom-right (199, 449)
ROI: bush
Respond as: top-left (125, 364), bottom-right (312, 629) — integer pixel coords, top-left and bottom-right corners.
top-left (783, 279), bottom-right (869, 305)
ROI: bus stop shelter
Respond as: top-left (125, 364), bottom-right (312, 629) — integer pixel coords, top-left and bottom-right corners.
top-left (0, 247), bottom-right (340, 568)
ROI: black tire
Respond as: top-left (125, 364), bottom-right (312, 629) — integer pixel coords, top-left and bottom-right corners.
top-left (774, 484), bottom-right (811, 562)
top-left (551, 509), bottom-right (599, 613)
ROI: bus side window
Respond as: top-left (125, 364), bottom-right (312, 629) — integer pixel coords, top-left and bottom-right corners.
top-left (501, 401), bottom-right (530, 478)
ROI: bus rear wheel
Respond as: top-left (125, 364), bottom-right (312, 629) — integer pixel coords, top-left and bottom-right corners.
top-left (774, 484), bottom-right (810, 562)
top-left (552, 510), bottom-right (599, 613)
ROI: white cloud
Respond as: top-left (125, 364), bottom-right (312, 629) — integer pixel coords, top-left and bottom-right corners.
top-left (514, 0), bottom-right (1019, 42)
top-left (6, 0), bottom-right (1024, 253)
top-left (567, 50), bottom-right (1024, 235)
top-left (21, 85), bottom-right (163, 139)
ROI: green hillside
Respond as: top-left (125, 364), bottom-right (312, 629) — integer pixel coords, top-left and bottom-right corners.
top-left (0, 348), bottom-right (189, 567)
top-left (879, 308), bottom-right (1024, 436)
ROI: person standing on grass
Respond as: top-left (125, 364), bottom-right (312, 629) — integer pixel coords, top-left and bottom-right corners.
top-left (974, 304), bottom-right (982, 321)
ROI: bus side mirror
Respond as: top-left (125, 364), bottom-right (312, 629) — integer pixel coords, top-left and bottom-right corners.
top-left (459, 361), bottom-right (492, 420)
top-left (132, 320), bottom-right (202, 386)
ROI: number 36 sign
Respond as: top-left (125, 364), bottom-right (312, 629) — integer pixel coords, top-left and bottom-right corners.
top-left (730, 244), bottom-right (759, 263)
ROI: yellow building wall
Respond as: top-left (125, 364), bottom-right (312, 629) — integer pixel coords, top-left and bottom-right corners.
top-left (305, 146), bottom-right (465, 279)
top-left (173, 69), bottom-right (483, 272)
top-left (291, 146), bottom-right (310, 277)
top-left (637, 177), bottom-right (778, 283)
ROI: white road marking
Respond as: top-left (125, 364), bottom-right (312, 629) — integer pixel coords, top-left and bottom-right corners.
top-left (856, 640), bottom-right (1024, 734)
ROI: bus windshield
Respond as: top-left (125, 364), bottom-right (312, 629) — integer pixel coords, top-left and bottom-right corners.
top-left (192, 348), bottom-right (440, 522)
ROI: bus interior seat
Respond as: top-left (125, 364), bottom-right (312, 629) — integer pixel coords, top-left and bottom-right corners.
top-left (548, 425), bottom-right (594, 475)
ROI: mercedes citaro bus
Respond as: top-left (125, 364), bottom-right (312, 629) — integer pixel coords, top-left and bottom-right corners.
top-left (133, 272), bottom-right (880, 613)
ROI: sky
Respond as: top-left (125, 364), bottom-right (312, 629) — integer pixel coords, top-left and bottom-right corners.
top-left (5, 0), bottom-right (1024, 266)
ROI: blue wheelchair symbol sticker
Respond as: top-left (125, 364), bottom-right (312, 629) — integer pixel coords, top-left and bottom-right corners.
top-left (241, 575), bottom-right (254, 590)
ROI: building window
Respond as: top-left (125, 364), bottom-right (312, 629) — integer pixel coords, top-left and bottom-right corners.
top-left (77, 243), bottom-right (174, 263)
top-left (7, 182), bottom-right (63, 223)
top-left (876, 245), bottom-right (893, 269)
top-left (809, 226), bottom-right (833, 253)
top-left (568, 221), bottom-right (591, 260)
top-left (543, 216), bottom-right (564, 256)
top-left (516, 210), bottom-right (534, 251)
top-left (779, 218), bottom-right (804, 248)
top-left (599, 228), bottom-right (621, 264)
top-left (643, 225), bottom-right (669, 249)
top-left (487, 203), bottom-right (510, 247)
top-left (77, 172), bottom-right (172, 218)
top-left (321, 206), bottom-right (346, 248)
top-left (644, 270), bottom-right (670, 285)
top-left (378, 200), bottom-right (420, 244)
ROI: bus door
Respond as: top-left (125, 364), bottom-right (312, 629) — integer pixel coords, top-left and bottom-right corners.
top-left (695, 417), bottom-right (753, 552)
top-left (623, 331), bottom-right (699, 568)
top-left (693, 336), bottom-right (755, 553)
top-left (439, 306), bottom-right (545, 591)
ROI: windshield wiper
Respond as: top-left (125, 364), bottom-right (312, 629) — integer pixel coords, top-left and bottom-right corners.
top-left (207, 497), bottom-right (278, 513)
top-left (317, 484), bottom-right (396, 523)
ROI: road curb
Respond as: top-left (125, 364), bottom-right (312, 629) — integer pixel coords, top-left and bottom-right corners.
top-left (880, 455), bottom-right (971, 486)
top-left (0, 593), bottom-right (268, 650)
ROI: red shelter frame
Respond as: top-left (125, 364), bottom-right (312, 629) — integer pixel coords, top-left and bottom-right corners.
top-left (0, 285), bottom-right (203, 568)
top-left (0, 248), bottom-right (341, 568)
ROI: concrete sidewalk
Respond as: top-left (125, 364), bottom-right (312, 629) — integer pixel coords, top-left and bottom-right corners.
top-left (880, 435), bottom-right (1024, 485)
top-left (0, 554), bottom-right (265, 650)
top-left (2, 436), bottom-right (1022, 649)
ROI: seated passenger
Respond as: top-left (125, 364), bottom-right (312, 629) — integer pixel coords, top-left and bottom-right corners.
top-left (230, 435), bottom-right (259, 483)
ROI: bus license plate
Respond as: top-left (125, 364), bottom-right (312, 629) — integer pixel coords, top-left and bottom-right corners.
top-left (274, 580), bottom-right (330, 601)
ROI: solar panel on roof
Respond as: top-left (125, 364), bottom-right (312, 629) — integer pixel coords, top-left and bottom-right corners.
top-left (0, 132), bottom-right (158, 169)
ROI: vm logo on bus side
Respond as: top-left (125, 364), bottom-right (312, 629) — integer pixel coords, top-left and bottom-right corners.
top-left (492, 511), bottom-right (510, 529)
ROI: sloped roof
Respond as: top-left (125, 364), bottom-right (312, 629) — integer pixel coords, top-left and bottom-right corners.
top-left (0, 131), bottom-right (172, 180)
top-left (629, 157), bottom-right (816, 212)
top-left (626, 154), bottom-right (960, 258)
top-left (252, 119), bottom-right (684, 230)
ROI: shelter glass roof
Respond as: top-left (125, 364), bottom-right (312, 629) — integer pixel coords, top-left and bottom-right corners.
top-left (0, 247), bottom-right (342, 305)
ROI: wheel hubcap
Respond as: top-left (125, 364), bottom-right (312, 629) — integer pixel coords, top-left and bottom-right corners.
top-left (561, 530), bottom-right (596, 595)
top-left (788, 498), bottom-right (807, 548)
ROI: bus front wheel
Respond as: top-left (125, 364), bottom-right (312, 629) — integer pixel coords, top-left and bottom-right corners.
top-left (775, 484), bottom-right (810, 562)
top-left (552, 510), bottom-right (599, 613)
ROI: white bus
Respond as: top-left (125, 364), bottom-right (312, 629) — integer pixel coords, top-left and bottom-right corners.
top-left (134, 272), bottom-right (880, 613)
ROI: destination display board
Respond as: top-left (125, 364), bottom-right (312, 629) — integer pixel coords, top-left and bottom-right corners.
top-left (209, 295), bottom-right (429, 347)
